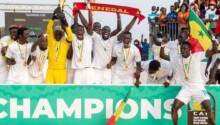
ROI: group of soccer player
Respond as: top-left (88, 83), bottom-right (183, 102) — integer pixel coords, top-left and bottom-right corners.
top-left (0, 1), bottom-right (218, 125)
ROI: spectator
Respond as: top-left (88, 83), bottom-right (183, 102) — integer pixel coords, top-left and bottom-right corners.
top-left (134, 39), bottom-right (143, 56)
top-left (174, 2), bottom-right (181, 12)
top-left (178, 3), bottom-right (190, 31)
top-left (167, 5), bottom-right (178, 40)
top-left (158, 7), bottom-right (167, 33)
top-left (148, 6), bottom-right (159, 33)
top-left (205, 0), bottom-right (219, 31)
top-left (195, 0), bottom-right (209, 19)
top-left (192, 4), bottom-right (201, 16)
top-left (141, 34), bottom-right (149, 61)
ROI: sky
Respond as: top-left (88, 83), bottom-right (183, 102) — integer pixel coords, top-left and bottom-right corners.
top-left (0, 0), bottom-right (177, 40)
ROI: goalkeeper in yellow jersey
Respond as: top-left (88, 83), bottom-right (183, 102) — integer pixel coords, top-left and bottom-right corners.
top-left (45, 7), bottom-right (73, 84)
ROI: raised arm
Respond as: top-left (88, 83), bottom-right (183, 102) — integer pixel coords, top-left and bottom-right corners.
top-left (117, 15), bottom-right (138, 41)
top-left (31, 35), bottom-right (45, 52)
top-left (110, 13), bottom-right (122, 37)
top-left (150, 33), bottom-right (161, 46)
top-left (205, 38), bottom-right (218, 58)
top-left (160, 42), bottom-right (169, 61)
top-left (78, 2), bottom-right (93, 35)
top-left (141, 34), bottom-right (144, 43)
top-left (58, 12), bottom-right (73, 42)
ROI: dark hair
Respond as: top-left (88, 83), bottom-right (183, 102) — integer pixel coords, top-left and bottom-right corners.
top-left (149, 60), bottom-right (161, 70)
top-left (71, 23), bottom-right (79, 29)
top-left (17, 27), bottom-right (28, 38)
top-left (123, 31), bottom-right (132, 37)
top-left (181, 41), bottom-right (191, 48)
top-left (179, 3), bottom-right (188, 13)
top-left (171, 5), bottom-right (174, 8)
top-left (93, 22), bottom-right (101, 28)
top-left (76, 25), bottom-right (84, 30)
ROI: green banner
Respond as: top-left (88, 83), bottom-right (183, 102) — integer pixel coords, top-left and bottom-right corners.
top-left (0, 85), bottom-right (219, 125)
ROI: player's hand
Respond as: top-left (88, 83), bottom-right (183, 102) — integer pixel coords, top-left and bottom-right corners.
top-left (134, 81), bottom-right (141, 88)
top-left (107, 64), bottom-right (112, 69)
top-left (206, 79), bottom-right (216, 85)
top-left (163, 82), bottom-right (170, 88)
top-left (7, 58), bottom-right (16, 65)
top-left (136, 11), bottom-right (141, 17)
top-left (134, 71), bottom-right (140, 78)
top-left (1, 46), bottom-right (7, 56)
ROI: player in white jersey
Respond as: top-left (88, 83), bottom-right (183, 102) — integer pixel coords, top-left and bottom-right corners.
top-left (0, 39), bottom-right (8, 83)
top-left (70, 24), bottom-right (94, 84)
top-left (76, 1), bottom-right (139, 84)
top-left (66, 22), bottom-right (79, 83)
top-left (107, 31), bottom-right (141, 86)
top-left (160, 41), bottom-right (216, 125)
top-left (0, 25), bottom-right (18, 83)
top-left (5, 27), bottom-right (32, 84)
top-left (28, 35), bottom-right (48, 83)
top-left (142, 60), bottom-right (173, 86)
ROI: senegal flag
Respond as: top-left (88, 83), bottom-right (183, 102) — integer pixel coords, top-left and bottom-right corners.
top-left (189, 9), bottom-right (212, 53)
top-left (106, 88), bottom-right (134, 125)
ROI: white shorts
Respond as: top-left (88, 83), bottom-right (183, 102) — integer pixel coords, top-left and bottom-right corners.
top-left (112, 73), bottom-right (134, 84)
top-left (73, 68), bottom-right (94, 84)
top-left (29, 74), bottom-right (44, 84)
top-left (176, 88), bottom-right (210, 105)
top-left (93, 68), bottom-right (111, 84)
top-left (0, 71), bottom-right (8, 83)
top-left (67, 68), bottom-right (74, 84)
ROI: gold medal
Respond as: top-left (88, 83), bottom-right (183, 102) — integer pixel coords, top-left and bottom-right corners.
top-left (122, 46), bottom-right (131, 71)
top-left (125, 64), bottom-right (128, 69)
top-left (78, 58), bottom-right (82, 63)
top-left (182, 55), bottom-right (192, 81)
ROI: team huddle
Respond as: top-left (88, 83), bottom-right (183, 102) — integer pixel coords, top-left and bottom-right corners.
top-left (0, 1), bottom-right (218, 125)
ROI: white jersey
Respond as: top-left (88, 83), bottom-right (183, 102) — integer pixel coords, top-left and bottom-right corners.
top-left (0, 36), bottom-right (11, 45)
top-left (0, 40), bottom-right (7, 73)
top-left (170, 52), bottom-right (205, 89)
top-left (5, 41), bottom-right (32, 83)
top-left (92, 32), bottom-right (118, 69)
top-left (28, 46), bottom-right (48, 78)
top-left (71, 35), bottom-right (93, 69)
top-left (152, 44), bottom-right (169, 60)
top-left (112, 43), bottom-right (141, 76)
top-left (142, 60), bottom-right (172, 84)
top-left (165, 40), bottom-right (180, 57)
